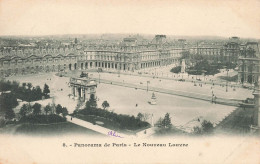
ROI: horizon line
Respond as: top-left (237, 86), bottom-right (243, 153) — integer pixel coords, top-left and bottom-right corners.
top-left (0, 33), bottom-right (259, 40)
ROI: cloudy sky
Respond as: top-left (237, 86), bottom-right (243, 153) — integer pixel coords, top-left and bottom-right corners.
top-left (0, 0), bottom-right (260, 38)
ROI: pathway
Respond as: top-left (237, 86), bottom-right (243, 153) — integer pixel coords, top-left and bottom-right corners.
top-left (101, 69), bottom-right (243, 88)
top-left (66, 116), bottom-right (135, 138)
top-left (136, 127), bottom-right (156, 138)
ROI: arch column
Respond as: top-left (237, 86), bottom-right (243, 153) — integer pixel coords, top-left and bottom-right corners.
top-left (71, 86), bottom-right (75, 97)
top-left (83, 87), bottom-right (86, 102)
top-left (75, 86), bottom-right (78, 99)
top-left (238, 73), bottom-right (241, 83)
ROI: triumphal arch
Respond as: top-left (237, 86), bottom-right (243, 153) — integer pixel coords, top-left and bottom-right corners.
top-left (69, 77), bottom-right (97, 102)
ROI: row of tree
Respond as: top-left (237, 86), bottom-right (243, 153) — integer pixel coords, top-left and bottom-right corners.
top-left (176, 52), bottom-right (237, 75)
top-left (0, 80), bottom-right (50, 102)
top-left (18, 103), bottom-right (68, 124)
top-left (75, 94), bottom-right (149, 130)
top-left (19, 103), bottom-right (68, 118)
top-left (171, 59), bottom-right (236, 76)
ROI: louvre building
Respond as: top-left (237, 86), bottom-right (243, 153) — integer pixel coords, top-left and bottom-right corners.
top-left (0, 35), bottom-right (183, 76)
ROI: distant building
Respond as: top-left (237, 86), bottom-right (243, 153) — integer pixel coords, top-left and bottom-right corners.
top-left (238, 42), bottom-right (260, 85)
top-left (223, 37), bottom-right (241, 63)
top-left (0, 35), bottom-right (182, 76)
top-left (189, 37), bottom-right (241, 64)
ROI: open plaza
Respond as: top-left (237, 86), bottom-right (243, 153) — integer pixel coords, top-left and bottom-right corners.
top-left (6, 66), bottom-right (250, 133)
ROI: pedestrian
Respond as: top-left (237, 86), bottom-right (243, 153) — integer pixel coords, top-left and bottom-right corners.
top-left (71, 116), bottom-right (72, 120)
top-left (136, 103), bottom-right (138, 107)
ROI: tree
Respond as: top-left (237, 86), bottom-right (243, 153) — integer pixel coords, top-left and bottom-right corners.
top-left (142, 113), bottom-right (150, 121)
top-left (137, 113), bottom-right (144, 121)
top-left (61, 107), bottom-right (68, 117)
top-left (5, 108), bottom-right (15, 120)
top-left (44, 104), bottom-right (52, 115)
top-left (156, 117), bottom-right (163, 127)
top-left (201, 120), bottom-right (214, 134)
top-left (27, 83), bottom-right (32, 90)
top-left (193, 126), bottom-right (203, 135)
top-left (170, 66), bottom-right (181, 73)
top-left (0, 80), bottom-right (12, 91)
top-left (32, 103), bottom-right (42, 115)
top-left (34, 86), bottom-right (43, 100)
top-left (181, 50), bottom-right (190, 59)
top-left (56, 104), bottom-right (63, 115)
top-left (43, 84), bottom-right (50, 98)
top-left (19, 104), bottom-right (30, 117)
top-left (162, 113), bottom-right (172, 128)
top-left (22, 82), bottom-right (27, 89)
top-left (85, 94), bottom-right (97, 109)
top-left (102, 101), bottom-right (110, 110)
top-left (0, 93), bottom-right (18, 113)
top-left (193, 120), bottom-right (214, 135)
top-left (11, 81), bottom-right (19, 90)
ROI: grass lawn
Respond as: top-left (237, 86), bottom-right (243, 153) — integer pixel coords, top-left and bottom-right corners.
top-left (75, 114), bottom-right (150, 134)
top-left (14, 122), bottom-right (103, 136)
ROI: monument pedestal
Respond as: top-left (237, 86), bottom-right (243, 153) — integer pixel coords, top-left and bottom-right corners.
top-left (150, 92), bottom-right (157, 105)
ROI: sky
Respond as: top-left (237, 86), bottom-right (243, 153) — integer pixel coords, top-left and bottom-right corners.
top-left (0, 0), bottom-right (260, 38)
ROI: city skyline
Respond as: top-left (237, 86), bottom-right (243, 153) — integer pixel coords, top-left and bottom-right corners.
top-left (0, 0), bottom-right (260, 38)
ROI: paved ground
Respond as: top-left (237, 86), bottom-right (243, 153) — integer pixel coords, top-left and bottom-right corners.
top-left (91, 71), bottom-right (252, 101)
top-left (6, 71), bottom-right (242, 133)
top-left (95, 83), bottom-right (236, 132)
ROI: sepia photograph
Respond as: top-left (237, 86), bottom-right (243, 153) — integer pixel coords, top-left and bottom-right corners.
top-left (0, 0), bottom-right (259, 163)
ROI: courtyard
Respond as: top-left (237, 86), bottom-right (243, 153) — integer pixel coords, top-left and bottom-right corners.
top-left (6, 71), bottom-right (239, 132)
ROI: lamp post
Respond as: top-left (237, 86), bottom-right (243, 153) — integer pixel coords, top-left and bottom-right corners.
top-left (151, 114), bottom-right (154, 127)
top-left (201, 70), bottom-right (207, 81)
top-left (99, 73), bottom-right (100, 84)
top-left (226, 69), bottom-right (229, 92)
top-left (118, 64), bottom-right (120, 77)
top-left (224, 66), bottom-right (229, 92)
top-left (147, 81), bottom-right (150, 92)
top-left (211, 91), bottom-right (214, 103)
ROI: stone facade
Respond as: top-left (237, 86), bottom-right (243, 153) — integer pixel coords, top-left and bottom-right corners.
top-left (0, 35), bottom-right (182, 77)
top-left (238, 42), bottom-right (260, 85)
top-left (189, 37), bottom-right (241, 63)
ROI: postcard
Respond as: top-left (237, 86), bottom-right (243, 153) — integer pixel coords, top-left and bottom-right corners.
top-left (0, 0), bottom-right (259, 163)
